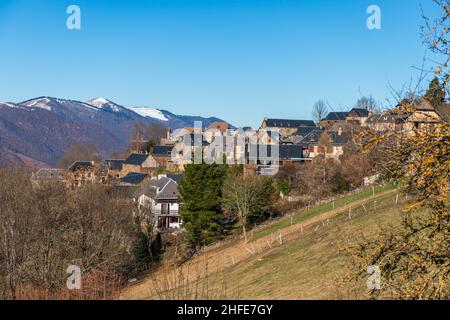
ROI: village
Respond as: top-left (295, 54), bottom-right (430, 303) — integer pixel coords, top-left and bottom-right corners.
top-left (2, 0), bottom-right (450, 303)
top-left (30, 97), bottom-right (450, 234)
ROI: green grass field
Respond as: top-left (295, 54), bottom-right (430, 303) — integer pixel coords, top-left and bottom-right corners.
top-left (173, 189), bottom-right (419, 300)
top-left (251, 182), bottom-right (397, 241)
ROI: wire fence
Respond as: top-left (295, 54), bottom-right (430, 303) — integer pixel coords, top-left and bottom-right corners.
top-left (222, 190), bottom-right (406, 269)
top-left (200, 184), bottom-right (397, 255)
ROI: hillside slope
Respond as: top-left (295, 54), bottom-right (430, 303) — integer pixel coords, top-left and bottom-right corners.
top-left (120, 184), bottom-right (409, 300)
top-left (0, 97), bottom-right (231, 167)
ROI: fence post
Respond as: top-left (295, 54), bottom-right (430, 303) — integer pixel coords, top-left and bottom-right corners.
top-left (372, 186), bottom-right (375, 196)
top-left (396, 193), bottom-right (399, 204)
top-left (348, 208), bottom-right (352, 220)
top-left (300, 225), bottom-right (304, 235)
top-left (362, 204), bottom-right (367, 212)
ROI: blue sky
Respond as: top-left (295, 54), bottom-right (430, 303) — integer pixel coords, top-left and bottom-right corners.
top-left (0, 0), bottom-right (441, 127)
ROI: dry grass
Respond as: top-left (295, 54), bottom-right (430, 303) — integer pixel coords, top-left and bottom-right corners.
top-left (202, 196), bottom-right (409, 299)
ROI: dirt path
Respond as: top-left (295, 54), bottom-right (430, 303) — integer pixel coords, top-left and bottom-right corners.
top-left (119, 189), bottom-right (395, 300)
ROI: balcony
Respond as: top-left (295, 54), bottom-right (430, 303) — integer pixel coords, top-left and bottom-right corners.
top-left (151, 210), bottom-right (179, 217)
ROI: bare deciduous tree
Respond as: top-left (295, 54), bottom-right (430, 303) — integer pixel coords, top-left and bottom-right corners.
top-left (0, 166), bottom-right (148, 299)
top-left (222, 175), bottom-right (261, 242)
top-left (356, 96), bottom-right (380, 113)
top-left (121, 121), bottom-right (167, 156)
top-left (312, 100), bottom-right (329, 124)
top-left (57, 143), bottom-right (101, 169)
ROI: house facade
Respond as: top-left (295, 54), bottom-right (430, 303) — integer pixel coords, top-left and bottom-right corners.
top-left (104, 159), bottom-right (125, 179)
top-left (122, 153), bottom-right (159, 176)
top-left (345, 108), bottom-right (371, 125)
top-left (260, 118), bottom-right (316, 139)
top-left (319, 112), bottom-right (347, 129)
top-left (365, 113), bottom-right (408, 131)
top-left (67, 161), bottom-right (98, 188)
top-left (306, 131), bottom-right (352, 162)
top-left (136, 176), bottom-right (182, 230)
top-left (151, 145), bottom-right (176, 170)
top-left (31, 168), bottom-right (68, 187)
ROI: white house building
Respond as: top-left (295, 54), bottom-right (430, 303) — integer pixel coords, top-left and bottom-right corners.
top-left (136, 175), bottom-right (182, 230)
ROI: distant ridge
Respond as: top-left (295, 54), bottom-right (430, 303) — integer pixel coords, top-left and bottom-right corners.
top-left (0, 96), bottom-right (232, 167)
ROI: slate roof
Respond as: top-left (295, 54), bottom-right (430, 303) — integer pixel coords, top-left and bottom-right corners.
top-left (347, 108), bottom-right (370, 117)
top-left (152, 145), bottom-right (174, 157)
top-left (153, 177), bottom-right (180, 200)
top-left (124, 153), bottom-right (150, 165)
top-left (104, 159), bottom-right (124, 171)
top-left (32, 168), bottom-right (67, 180)
top-left (167, 173), bottom-right (183, 184)
top-left (366, 113), bottom-right (408, 124)
top-left (323, 112), bottom-right (347, 121)
top-left (119, 172), bottom-right (148, 185)
top-left (302, 129), bottom-right (325, 143)
top-left (150, 176), bottom-right (172, 190)
top-left (68, 161), bottom-right (93, 172)
top-left (247, 144), bottom-right (305, 160)
top-left (279, 144), bottom-right (304, 160)
top-left (136, 176), bottom-right (181, 201)
top-left (307, 131), bottom-right (353, 146)
top-left (328, 131), bottom-right (353, 145)
top-left (264, 118), bottom-right (316, 128)
top-left (294, 126), bottom-right (319, 136)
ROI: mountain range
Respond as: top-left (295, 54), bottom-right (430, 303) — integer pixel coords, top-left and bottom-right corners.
top-left (0, 96), bottom-right (229, 167)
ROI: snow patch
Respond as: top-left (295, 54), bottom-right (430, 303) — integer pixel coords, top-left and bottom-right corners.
top-left (24, 98), bottom-right (52, 111)
top-left (87, 98), bottom-right (121, 112)
top-left (131, 107), bottom-right (169, 121)
top-left (0, 102), bottom-right (18, 108)
top-left (91, 97), bottom-right (109, 105)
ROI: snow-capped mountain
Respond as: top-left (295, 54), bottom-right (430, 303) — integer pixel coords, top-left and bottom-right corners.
top-left (0, 96), bottom-right (231, 167)
top-left (130, 107), bottom-right (169, 121)
top-left (87, 97), bottom-right (129, 113)
top-left (22, 96), bottom-right (100, 113)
